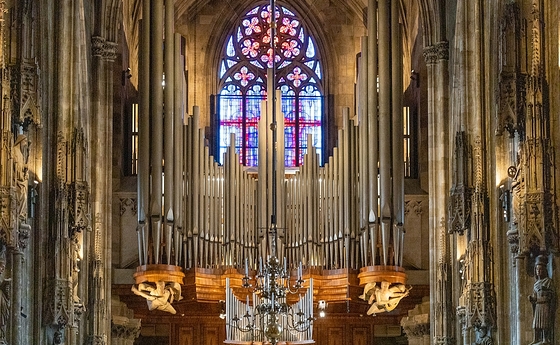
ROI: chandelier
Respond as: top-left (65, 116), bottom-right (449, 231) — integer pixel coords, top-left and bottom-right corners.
top-left (226, 256), bottom-right (313, 344)
top-left (226, 0), bottom-right (314, 344)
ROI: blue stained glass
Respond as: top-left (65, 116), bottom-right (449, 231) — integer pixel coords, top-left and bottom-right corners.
top-left (282, 7), bottom-right (295, 16)
top-left (299, 28), bottom-right (305, 42)
top-left (315, 61), bottom-right (321, 79)
top-left (285, 148), bottom-right (297, 167)
top-left (304, 61), bottom-right (315, 69)
top-left (226, 36), bottom-right (235, 57)
top-left (247, 84), bottom-right (264, 95)
top-left (227, 59), bottom-right (237, 68)
top-left (306, 39), bottom-right (315, 58)
top-left (248, 7), bottom-right (258, 15)
top-left (237, 27), bottom-right (243, 41)
top-left (250, 60), bottom-right (264, 69)
top-left (220, 61), bottom-right (227, 78)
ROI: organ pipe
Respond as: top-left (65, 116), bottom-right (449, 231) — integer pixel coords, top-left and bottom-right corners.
top-left (391, 0), bottom-right (404, 267)
top-left (378, 0), bottom-right (391, 267)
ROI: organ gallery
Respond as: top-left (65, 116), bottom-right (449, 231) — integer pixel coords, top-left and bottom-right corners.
top-left (0, 0), bottom-right (558, 344)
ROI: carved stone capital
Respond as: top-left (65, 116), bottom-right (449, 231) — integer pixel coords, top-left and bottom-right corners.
top-left (87, 335), bottom-right (106, 345)
top-left (423, 41), bottom-right (449, 64)
top-left (111, 316), bottom-right (141, 341)
top-left (401, 313), bottom-right (430, 338)
top-left (434, 336), bottom-right (455, 345)
top-left (92, 36), bottom-right (117, 61)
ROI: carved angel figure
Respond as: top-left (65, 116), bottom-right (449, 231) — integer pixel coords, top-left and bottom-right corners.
top-left (359, 281), bottom-right (411, 315)
top-left (131, 281), bottom-right (183, 314)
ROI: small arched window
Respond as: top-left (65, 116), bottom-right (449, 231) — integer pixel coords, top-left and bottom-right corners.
top-left (216, 3), bottom-right (323, 167)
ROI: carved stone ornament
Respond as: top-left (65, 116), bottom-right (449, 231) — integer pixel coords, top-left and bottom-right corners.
top-left (120, 197), bottom-right (137, 216)
top-left (111, 316), bottom-right (141, 340)
top-left (404, 200), bottom-right (423, 217)
top-left (423, 41), bottom-right (449, 65)
top-left (14, 59), bottom-right (40, 128)
top-left (448, 131), bottom-right (472, 235)
top-left (43, 279), bottom-right (70, 327)
top-left (91, 36), bottom-right (117, 61)
top-left (434, 336), bottom-right (455, 345)
top-left (464, 282), bottom-right (496, 330)
top-left (0, 187), bottom-right (14, 247)
top-left (68, 181), bottom-right (90, 236)
top-left (496, 2), bottom-right (526, 138)
top-left (87, 335), bottom-right (106, 345)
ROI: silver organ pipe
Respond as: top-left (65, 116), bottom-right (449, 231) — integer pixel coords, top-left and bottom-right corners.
top-left (173, 102), bottom-right (404, 273)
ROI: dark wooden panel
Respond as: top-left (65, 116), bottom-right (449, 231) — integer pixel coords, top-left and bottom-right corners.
top-left (352, 327), bottom-right (369, 345)
top-left (327, 327), bottom-right (344, 345)
top-left (179, 326), bottom-right (195, 345)
top-left (202, 326), bottom-right (219, 345)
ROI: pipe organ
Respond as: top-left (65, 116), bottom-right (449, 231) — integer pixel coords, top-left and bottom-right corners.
top-left (133, 0), bottom-right (409, 336)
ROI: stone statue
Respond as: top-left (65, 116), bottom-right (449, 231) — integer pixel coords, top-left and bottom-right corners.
top-left (529, 255), bottom-right (556, 345)
top-left (13, 134), bottom-right (29, 226)
top-left (474, 325), bottom-right (493, 345)
top-left (359, 281), bottom-right (411, 315)
top-left (0, 246), bottom-right (10, 343)
top-left (131, 281), bottom-right (182, 314)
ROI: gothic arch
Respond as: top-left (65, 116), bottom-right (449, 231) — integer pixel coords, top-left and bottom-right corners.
top-left (417, 0), bottom-right (447, 47)
top-left (203, 0), bottom-right (335, 96)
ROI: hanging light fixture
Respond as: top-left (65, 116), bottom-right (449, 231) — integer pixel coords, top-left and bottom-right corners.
top-left (226, 0), bottom-right (314, 344)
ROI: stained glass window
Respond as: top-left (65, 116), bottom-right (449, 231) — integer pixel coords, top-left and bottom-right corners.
top-left (217, 3), bottom-right (323, 167)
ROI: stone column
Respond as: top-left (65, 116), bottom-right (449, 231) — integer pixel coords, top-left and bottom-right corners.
top-left (423, 41), bottom-right (453, 345)
top-left (10, 249), bottom-right (23, 345)
top-left (90, 34), bottom-right (118, 345)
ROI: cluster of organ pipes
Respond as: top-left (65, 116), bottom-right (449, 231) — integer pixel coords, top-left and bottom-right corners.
top-left (137, 107), bottom-right (405, 271)
top-left (135, 0), bottom-right (407, 315)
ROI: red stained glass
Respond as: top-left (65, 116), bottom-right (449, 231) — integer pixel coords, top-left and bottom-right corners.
top-left (217, 4), bottom-right (324, 167)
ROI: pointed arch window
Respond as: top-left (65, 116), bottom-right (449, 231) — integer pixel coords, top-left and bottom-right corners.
top-left (216, 3), bottom-right (323, 167)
